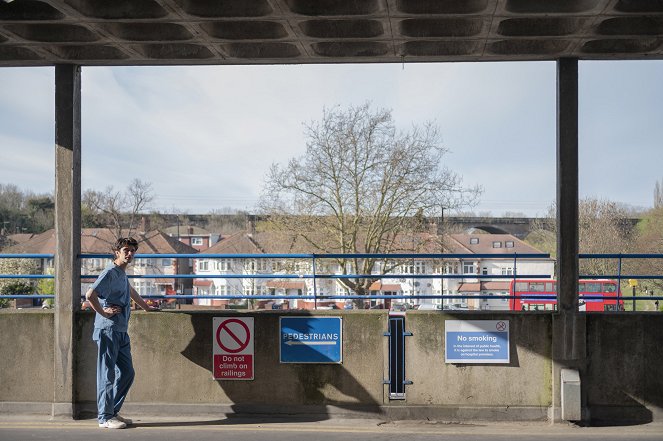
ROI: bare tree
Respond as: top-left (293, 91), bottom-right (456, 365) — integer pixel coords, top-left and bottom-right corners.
top-left (525, 198), bottom-right (633, 275)
top-left (258, 103), bottom-right (481, 296)
top-left (632, 207), bottom-right (663, 295)
top-left (82, 179), bottom-right (154, 239)
top-left (655, 178), bottom-right (663, 209)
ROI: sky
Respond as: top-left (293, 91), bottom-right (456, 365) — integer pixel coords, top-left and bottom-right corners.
top-left (0, 60), bottom-right (661, 217)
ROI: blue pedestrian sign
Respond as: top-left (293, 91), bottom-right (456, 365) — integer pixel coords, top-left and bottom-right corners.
top-left (445, 320), bottom-right (510, 364)
top-left (280, 317), bottom-right (343, 364)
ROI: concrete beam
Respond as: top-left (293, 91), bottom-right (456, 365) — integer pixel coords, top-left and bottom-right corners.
top-left (53, 64), bottom-right (81, 419)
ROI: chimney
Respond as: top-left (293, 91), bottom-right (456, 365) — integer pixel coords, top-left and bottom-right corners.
top-left (246, 214), bottom-right (256, 236)
top-left (188, 226), bottom-right (194, 235)
top-left (140, 216), bottom-right (150, 233)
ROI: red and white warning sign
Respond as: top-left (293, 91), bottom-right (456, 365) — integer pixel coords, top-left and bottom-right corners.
top-left (213, 317), bottom-right (254, 380)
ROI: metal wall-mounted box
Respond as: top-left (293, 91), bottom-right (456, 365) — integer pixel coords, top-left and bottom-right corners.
top-left (561, 368), bottom-right (581, 421)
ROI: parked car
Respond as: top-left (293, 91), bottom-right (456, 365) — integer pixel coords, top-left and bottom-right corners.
top-left (417, 304), bottom-right (442, 311)
top-left (390, 303), bottom-right (407, 312)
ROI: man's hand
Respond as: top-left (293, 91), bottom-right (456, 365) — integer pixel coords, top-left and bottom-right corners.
top-left (130, 286), bottom-right (160, 312)
top-left (102, 304), bottom-right (122, 318)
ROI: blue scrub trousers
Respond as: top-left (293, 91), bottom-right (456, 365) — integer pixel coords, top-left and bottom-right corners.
top-left (93, 328), bottom-right (135, 423)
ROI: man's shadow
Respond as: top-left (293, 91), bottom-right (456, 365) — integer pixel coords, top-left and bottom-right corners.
top-left (178, 310), bottom-right (384, 424)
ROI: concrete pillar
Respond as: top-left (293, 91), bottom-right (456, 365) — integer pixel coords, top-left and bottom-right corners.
top-left (553, 58), bottom-right (586, 422)
top-left (53, 64), bottom-right (81, 419)
top-left (556, 57), bottom-right (579, 317)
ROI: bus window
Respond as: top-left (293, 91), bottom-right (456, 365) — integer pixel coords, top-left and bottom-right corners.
top-left (530, 282), bottom-right (545, 292)
top-left (578, 282), bottom-right (585, 292)
top-left (515, 282), bottom-right (528, 292)
top-left (603, 283), bottom-right (617, 293)
top-left (585, 282), bottom-right (602, 293)
top-left (545, 282), bottom-right (554, 292)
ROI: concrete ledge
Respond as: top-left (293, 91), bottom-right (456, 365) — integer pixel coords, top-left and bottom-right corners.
top-left (74, 401), bottom-right (549, 422)
top-left (0, 402), bottom-right (52, 415)
top-left (589, 405), bottom-right (663, 425)
top-left (13, 401), bottom-right (661, 424)
top-left (380, 405), bottom-right (550, 422)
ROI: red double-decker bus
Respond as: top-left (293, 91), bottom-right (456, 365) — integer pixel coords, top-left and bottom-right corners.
top-left (510, 279), bottom-right (623, 312)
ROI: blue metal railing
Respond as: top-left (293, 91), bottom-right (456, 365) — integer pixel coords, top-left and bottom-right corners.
top-left (1, 252), bottom-right (662, 308)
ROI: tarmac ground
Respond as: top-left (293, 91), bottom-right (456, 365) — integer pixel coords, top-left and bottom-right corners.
top-left (0, 415), bottom-right (661, 441)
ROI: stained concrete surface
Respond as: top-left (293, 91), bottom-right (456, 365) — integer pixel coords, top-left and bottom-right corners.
top-left (0, 415), bottom-right (662, 441)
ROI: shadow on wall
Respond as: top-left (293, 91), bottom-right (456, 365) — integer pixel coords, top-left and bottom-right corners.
top-left (179, 310), bottom-right (384, 423)
top-left (585, 314), bottom-right (663, 426)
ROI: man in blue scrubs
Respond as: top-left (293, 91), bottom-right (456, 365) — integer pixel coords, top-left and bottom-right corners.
top-left (85, 237), bottom-right (157, 429)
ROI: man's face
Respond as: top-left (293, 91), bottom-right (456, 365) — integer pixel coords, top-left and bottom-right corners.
top-left (115, 246), bottom-right (137, 265)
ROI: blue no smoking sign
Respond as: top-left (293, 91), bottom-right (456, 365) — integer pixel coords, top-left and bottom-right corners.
top-left (280, 317), bottom-right (343, 364)
top-left (445, 320), bottom-right (510, 364)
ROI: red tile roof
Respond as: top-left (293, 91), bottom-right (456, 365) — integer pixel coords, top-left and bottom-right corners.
top-left (3, 228), bottom-right (198, 255)
top-left (265, 281), bottom-right (306, 290)
top-left (458, 282), bottom-right (481, 292)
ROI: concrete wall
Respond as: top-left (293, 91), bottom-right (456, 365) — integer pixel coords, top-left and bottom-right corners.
top-left (585, 314), bottom-right (663, 423)
top-left (0, 310), bottom-right (661, 423)
top-left (0, 312), bottom-right (54, 404)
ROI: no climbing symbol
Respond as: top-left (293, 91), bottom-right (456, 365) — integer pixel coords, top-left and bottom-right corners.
top-left (216, 318), bottom-right (251, 353)
top-left (213, 317), bottom-right (254, 380)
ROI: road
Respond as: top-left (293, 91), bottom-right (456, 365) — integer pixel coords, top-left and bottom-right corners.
top-left (0, 416), bottom-right (661, 441)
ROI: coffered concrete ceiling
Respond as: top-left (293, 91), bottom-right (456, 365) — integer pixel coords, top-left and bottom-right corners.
top-left (0, 0), bottom-right (662, 66)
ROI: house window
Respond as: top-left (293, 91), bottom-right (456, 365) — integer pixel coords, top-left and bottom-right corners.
top-left (403, 261), bottom-right (424, 274)
top-left (218, 259), bottom-right (230, 271)
top-left (162, 259), bottom-right (171, 267)
top-left (295, 262), bottom-right (310, 273)
top-left (469, 237), bottom-right (479, 244)
top-left (482, 267), bottom-right (488, 275)
top-left (198, 260), bottom-right (209, 271)
top-left (191, 237), bottom-right (203, 246)
top-left (501, 267), bottom-right (513, 275)
top-left (505, 241), bottom-right (515, 248)
top-left (256, 259), bottom-right (268, 271)
top-left (492, 241), bottom-right (502, 248)
top-left (463, 262), bottom-right (476, 274)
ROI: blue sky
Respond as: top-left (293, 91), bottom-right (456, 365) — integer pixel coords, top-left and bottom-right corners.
top-left (0, 60), bottom-right (661, 217)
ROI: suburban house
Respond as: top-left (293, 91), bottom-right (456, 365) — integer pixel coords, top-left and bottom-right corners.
top-left (3, 227), bottom-right (198, 302)
top-left (163, 225), bottom-right (219, 251)
top-left (191, 229), bottom-right (553, 311)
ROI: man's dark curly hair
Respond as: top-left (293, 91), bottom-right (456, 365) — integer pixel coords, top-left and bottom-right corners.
top-left (112, 237), bottom-right (139, 252)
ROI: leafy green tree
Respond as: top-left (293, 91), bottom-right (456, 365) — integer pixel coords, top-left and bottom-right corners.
top-left (0, 280), bottom-right (34, 308)
top-left (37, 268), bottom-right (55, 308)
top-left (0, 258), bottom-right (39, 292)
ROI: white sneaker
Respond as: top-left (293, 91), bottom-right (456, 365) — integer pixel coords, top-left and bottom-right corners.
top-left (114, 413), bottom-right (133, 424)
top-left (99, 417), bottom-right (127, 429)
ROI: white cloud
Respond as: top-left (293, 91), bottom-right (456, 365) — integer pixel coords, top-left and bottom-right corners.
top-left (1, 60), bottom-right (661, 216)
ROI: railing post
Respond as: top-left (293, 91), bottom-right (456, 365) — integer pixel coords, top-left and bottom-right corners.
top-left (312, 255), bottom-right (318, 301)
top-left (53, 64), bottom-right (81, 419)
top-left (617, 254), bottom-right (622, 309)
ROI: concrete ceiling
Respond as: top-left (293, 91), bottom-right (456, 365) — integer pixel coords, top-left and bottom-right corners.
top-left (0, 0), bottom-right (662, 66)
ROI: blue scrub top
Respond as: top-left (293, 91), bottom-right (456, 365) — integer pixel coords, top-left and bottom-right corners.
top-left (90, 263), bottom-right (132, 332)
